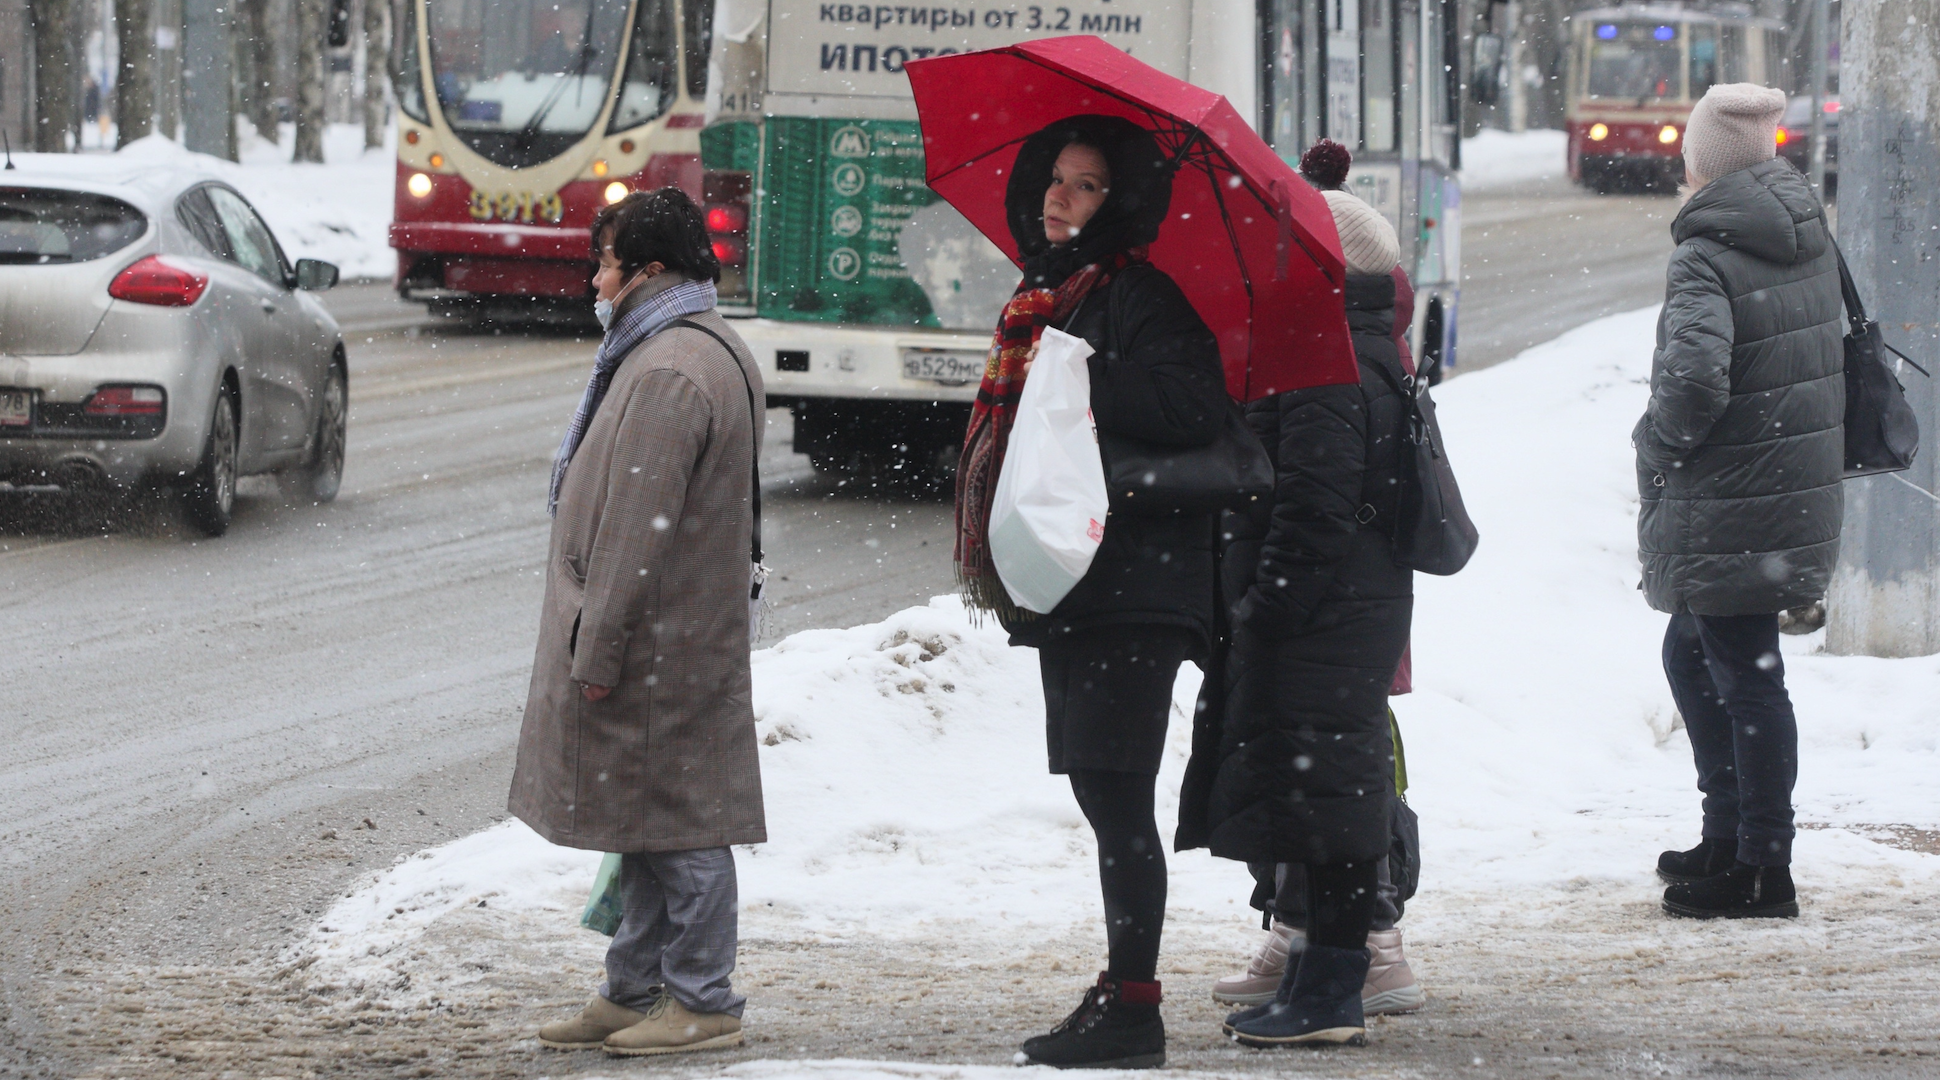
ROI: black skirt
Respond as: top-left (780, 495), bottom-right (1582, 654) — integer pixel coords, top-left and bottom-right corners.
top-left (1038, 625), bottom-right (1194, 775)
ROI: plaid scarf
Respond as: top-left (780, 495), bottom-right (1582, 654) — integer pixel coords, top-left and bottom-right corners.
top-left (548, 277), bottom-right (718, 515)
top-left (953, 249), bottom-right (1145, 619)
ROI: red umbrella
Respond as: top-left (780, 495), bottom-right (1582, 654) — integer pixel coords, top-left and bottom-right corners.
top-left (906, 35), bottom-right (1358, 401)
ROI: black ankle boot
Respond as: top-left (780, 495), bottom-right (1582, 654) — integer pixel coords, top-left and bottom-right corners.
top-left (1663, 861), bottom-right (1797, 919)
top-left (1657, 837), bottom-right (1735, 884)
top-left (1230, 944), bottom-right (1369, 1048)
top-left (1018, 974), bottom-right (1165, 1070)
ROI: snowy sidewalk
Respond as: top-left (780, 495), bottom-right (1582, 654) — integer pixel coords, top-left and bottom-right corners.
top-left (291, 305), bottom-right (1940, 1077)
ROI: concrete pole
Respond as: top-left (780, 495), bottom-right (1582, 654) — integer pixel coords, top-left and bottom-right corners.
top-left (1826, 0), bottom-right (1940, 658)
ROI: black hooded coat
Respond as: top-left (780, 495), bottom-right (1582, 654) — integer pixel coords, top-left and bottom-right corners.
top-left (1175, 273), bottom-right (1413, 865)
top-left (1633, 158), bottom-right (1844, 616)
top-left (997, 116), bottom-right (1231, 652)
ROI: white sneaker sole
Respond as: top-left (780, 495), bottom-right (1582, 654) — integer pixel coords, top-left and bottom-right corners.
top-left (1363, 985), bottom-right (1426, 1015)
top-left (603, 1029), bottom-right (744, 1056)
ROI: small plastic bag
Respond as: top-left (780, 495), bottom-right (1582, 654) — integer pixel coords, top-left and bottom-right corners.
top-left (580, 852), bottom-right (624, 936)
top-left (988, 327), bottom-right (1109, 614)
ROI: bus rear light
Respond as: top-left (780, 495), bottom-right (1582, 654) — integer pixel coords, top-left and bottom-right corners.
top-left (1658, 125), bottom-right (1680, 144)
top-left (84, 385), bottom-right (165, 416)
top-left (406, 172), bottom-right (434, 198)
top-left (108, 256), bottom-right (209, 307)
top-left (1588, 123), bottom-right (1609, 141)
top-left (706, 204), bottom-right (749, 233)
top-left (604, 181), bottom-right (630, 204)
top-left (712, 237), bottom-right (747, 266)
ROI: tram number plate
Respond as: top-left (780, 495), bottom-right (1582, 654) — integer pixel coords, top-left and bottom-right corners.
top-left (0, 389), bottom-right (31, 427)
top-left (902, 350), bottom-right (984, 386)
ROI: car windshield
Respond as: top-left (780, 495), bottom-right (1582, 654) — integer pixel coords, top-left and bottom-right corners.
top-left (425, 0), bottom-right (634, 167)
top-left (1587, 24), bottom-right (1682, 100)
top-left (0, 188), bottom-right (147, 264)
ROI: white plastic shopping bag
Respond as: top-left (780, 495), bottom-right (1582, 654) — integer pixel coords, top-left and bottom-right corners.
top-left (988, 327), bottom-right (1109, 614)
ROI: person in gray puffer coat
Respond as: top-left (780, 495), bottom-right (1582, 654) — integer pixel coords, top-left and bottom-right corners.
top-left (1635, 83), bottom-right (1843, 922)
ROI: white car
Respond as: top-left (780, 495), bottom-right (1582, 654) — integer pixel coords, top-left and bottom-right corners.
top-left (1, 156), bottom-right (346, 535)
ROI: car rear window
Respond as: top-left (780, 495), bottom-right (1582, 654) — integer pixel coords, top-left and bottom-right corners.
top-left (0, 188), bottom-right (148, 264)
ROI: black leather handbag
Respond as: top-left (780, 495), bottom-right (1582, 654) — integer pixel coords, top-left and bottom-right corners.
top-left (1363, 356), bottom-right (1479, 576)
top-left (1083, 281), bottom-right (1272, 515)
top-left (1834, 242), bottom-right (1926, 478)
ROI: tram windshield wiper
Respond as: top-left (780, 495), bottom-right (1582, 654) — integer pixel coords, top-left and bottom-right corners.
top-left (519, 6), bottom-right (601, 144)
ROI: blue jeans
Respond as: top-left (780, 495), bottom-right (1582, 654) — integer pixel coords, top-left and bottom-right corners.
top-left (1662, 612), bottom-right (1798, 867)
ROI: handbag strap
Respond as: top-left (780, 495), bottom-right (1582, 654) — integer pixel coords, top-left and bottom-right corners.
top-left (671, 318), bottom-right (762, 564)
top-left (1829, 237), bottom-right (1869, 336)
top-left (1356, 353), bottom-right (1418, 531)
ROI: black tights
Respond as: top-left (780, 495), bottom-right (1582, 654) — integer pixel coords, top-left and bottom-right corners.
top-left (1068, 769), bottom-right (1166, 983)
top-left (1277, 859), bottom-right (1379, 950)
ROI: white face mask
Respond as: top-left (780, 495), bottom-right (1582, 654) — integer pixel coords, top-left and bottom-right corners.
top-left (594, 266), bottom-right (650, 332)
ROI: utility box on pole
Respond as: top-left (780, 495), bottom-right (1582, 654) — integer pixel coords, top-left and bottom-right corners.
top-left (1826, 0), bottom-right (1940, 658)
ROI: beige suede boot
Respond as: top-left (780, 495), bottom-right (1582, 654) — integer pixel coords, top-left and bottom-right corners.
top-left (1211, 921), bottom-right (1304, 1005)
top-left (1363, 928), bottom-right (1425, 1015)
top-left (537, 994), bottom-right (651, 1049)
top-left (603, 990), bottom-right (744, 1056)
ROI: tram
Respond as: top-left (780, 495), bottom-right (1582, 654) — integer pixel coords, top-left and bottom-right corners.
top-left (1564, 3), bottom-right (1786, 193)
top-left (388, 0), bottom-right (713, 315)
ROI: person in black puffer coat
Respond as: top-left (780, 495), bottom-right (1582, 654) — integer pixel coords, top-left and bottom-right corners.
top-left (951, 114), bottom-right (1227, 1071)
top-left (1640, 85), bottom-right (1843, 922)
top-left (1177, 188), bottom-right (1411, 1048)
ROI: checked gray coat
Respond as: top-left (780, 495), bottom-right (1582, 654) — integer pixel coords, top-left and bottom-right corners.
top-left (509, 294), bottom-right (767, 853)
top-left (1634, 158), bottom-right (1844, 616)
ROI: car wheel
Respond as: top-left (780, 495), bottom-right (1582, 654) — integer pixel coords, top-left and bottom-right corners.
top-left (288, 361), bottom-right (347, 504)
top-left (184, 383), bottom-right (238, 536)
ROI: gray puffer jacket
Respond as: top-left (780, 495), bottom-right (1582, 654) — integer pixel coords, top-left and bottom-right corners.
top-left (1634, 157), bottom-right (1844, 616)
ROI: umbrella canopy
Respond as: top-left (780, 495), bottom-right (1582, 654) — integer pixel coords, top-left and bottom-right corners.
top-left (906, 35), bottom-right (1359, 401)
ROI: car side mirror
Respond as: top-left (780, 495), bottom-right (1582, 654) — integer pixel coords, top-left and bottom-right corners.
top-left (1472, 33), bottom-right (1505, 107)
top-left (295, 258), bottom-right (340, 291)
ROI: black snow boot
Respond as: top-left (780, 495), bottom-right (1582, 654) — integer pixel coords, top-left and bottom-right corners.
top-left (1662, 861), bottom-right (1797, 919)
top-left (1656, 837), bottom-right (1735, 884)
top-left (1229, 944), bottom-right (1369, 1048)
top-left (1017, 973), bottom-right (1165, 1070)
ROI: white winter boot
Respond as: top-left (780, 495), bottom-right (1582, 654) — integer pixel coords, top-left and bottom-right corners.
top-left (1362, 927), bottom-right (1426, 1014)
top-left (1211, 920), bottom-right (1304, 1005)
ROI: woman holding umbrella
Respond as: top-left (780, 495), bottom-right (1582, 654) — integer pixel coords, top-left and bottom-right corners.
top-left (953, 114), bottom-right (1228, 1071)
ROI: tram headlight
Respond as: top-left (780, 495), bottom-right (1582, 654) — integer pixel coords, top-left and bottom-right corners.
top-left (406, 172), bottom-right (433, 199)
top-left (1658, 125), bottom-right (1680, 144)
top-left (603, 181), bottom-right (629, 204)
top-left (1588, 123), bottom-right (1609, 142)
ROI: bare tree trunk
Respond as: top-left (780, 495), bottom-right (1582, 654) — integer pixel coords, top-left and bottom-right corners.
top-left (292, 0), bottom-right (324, 161)
top-left (361, 0), bottom-right (385, 149)
top-left (113, 0), bottom-right (153, 146)
top-left (237, 0), bottom-right (276, 140)
top-left (29, 0), bottom-right (77, 151)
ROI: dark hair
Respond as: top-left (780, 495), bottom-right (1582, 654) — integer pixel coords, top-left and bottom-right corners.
top-left (590, 187), bottom-right (721, 283)
top-left (1004, 115), bottom-right (1172, 289)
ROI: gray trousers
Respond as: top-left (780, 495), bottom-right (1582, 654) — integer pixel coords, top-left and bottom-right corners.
top-left (599, 846), bottom-right (745, 1018)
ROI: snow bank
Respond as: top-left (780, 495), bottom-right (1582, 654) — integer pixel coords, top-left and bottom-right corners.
top-left (1459, 127), bottom-right (1568, 190)
top-left (113, 124), bottom-right (396, 281)
top-left (302, 303), bottom-right (1939, 997)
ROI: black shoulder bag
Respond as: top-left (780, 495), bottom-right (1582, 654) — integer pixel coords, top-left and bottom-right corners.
top-left (1833, 241), bottom-right (1927, 478)
top-left (672, 318), bottom-right (769, 642)
top-left (1083, 276), bottom-right (1274, 515)
top-left (1362, 355), bottom-right (1479, 576)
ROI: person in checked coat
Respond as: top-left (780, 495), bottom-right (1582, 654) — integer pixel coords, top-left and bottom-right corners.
top-left (509, 188), bottom-right (768, 1057)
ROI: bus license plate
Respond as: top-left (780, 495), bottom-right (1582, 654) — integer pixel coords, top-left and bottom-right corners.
top-left (902, 350), bottom-right (984, 386)
top-left (0, 389), bottom-right (31, 428)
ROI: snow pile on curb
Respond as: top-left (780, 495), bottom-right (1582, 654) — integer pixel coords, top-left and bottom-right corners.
top-left (300, 304), bottom-right (1940, 1000)
top-left (1460, 128), bottom-right (1568, 190)
top-left (112, 124), bottom-right (396, 280)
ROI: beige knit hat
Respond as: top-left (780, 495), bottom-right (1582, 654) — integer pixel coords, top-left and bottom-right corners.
top-left (1683, 83), bottom-right (1786, 184)
top-left (1322, 189), bottom-right (1400, 275)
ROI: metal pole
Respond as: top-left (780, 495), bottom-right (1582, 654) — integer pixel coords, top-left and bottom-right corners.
top-left (181, 0), bottom-right (233, 158)
top-left (1826, 0), bottom-right (1940, 658)
top-left (1807, 0), bottom-right (1827, 196)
